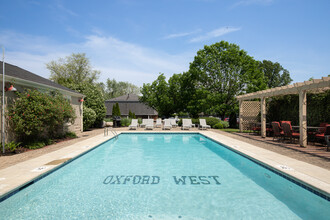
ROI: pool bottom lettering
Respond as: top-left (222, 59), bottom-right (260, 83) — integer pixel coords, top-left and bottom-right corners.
top-left (103, 175), bottom-right (221, 185)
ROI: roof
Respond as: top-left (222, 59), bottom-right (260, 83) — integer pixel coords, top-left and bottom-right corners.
top-left (236, 77), bottom-right (330, 101)
top-left (0, 61), bottom-right (83, 96)
top-left (106, 93), bottom-right (140, 102)
top-left (105, 94), bottom-right (158, 116)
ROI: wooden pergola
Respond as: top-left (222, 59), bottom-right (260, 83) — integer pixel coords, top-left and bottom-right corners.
top-left (236, 77), bottom-right (330, 147)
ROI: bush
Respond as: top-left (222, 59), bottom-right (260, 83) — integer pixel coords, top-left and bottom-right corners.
top-left (8, 89), bottom-right (76, 142)
top-left (138, 118), bottom-right (142, 124)
top-left (220, 120), bottom-right (230, 128)
top-left (204, 117), bottom-right (221, 128)
top-left (83, 106), bottom-right (96, 130)
top-left (120, 118), bottom-right (131, 127)
top-left (65, 132), bottom-right (77, 138)
top-left (213, 123), bottom-right (224, 129)
top-left (3, 141), bottom-right (21, 153)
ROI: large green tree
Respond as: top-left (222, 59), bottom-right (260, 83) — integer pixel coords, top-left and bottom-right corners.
top-left (187, 41), bottom-right (267, 118)
top-left (105, 79), bottom-right (140, 100)
top-left (259, 60), bottom-right (292, 88)
top-left (47, 53), bottom-right (100, 86)
top-left (140, 73), bottom-right (174, 117)
top-left (46, 53), bottom-right (106, 128)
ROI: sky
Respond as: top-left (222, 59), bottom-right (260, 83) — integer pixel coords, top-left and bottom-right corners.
top-left (1, 0), bottom-right (330, 87)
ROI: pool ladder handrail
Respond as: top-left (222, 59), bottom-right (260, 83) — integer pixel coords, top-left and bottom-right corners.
top-left (104, 126), bottom-right (118, 138)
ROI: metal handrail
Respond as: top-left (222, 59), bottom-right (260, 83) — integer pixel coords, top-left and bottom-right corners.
top-left (104, 126), bottom-right (118, 138)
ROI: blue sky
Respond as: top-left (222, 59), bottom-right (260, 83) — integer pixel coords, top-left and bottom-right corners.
top-left (1, 0), bottom-right (329, 86)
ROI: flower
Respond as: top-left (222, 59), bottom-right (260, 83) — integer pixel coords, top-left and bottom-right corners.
top-left (27, 94), bottom-right (30, 97)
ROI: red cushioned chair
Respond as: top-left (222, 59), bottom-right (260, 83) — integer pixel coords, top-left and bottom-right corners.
top-left (271, 122), bottom-right (284, 141)
top-left (315, 125), bottom-right (330, 149)
top-left (282, 122), bottom-right (300, 143)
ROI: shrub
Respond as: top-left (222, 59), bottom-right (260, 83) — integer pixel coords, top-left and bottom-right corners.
top-left (204, 117), bottom-right (221, 128)
top-left (120, 118), bottom-right (131, 127)
top-left (8, 89), bottom-right (76, 142)
top-left (192, 118), bottom-right (200, 125)
top-left (83, 106), bottom-right (96, 130)
top-left (3, 141), bottom-right (21, 153)
top-left (220, 120), bottom-right (230, 128)
top-left (65, 132), bottom-right (77, 138)
top-left (138, 118), bottom-right (142, 124)
top-left (213, 123), bottom-right (224, 129)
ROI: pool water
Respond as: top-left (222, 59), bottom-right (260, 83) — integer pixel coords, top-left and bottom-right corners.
top-left (0, 133), bottom-right (329, 219)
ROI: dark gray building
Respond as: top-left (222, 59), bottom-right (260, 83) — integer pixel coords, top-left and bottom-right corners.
top-left (105, 94), bottom-right (158, 119)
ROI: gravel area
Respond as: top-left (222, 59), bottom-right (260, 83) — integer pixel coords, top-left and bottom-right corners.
top-left (1, 128), bottom-right (329, 171)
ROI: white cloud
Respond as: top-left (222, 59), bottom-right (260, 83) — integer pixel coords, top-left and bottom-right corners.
top-left (0, 31), bottom-right (191, 87)
top-left (189, 27), bottom-right (241, 43)
top-left (163, 29), bottom-right (202, 39)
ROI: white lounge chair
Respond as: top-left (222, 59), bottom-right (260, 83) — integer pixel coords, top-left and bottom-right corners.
top-left (199, 119), bottom-right (211, 130)
top-left (182, 119), bottom-right (193, 130)
top-left (145, 119), bottom-right (154, 130)
top-left (155, 118), bottom-right (162, 128)
top-left (163, 119), bottom-right (172, 130)
top-left (171, 119), bottom-right (178, 127)
top-left (140, 119), bottom-right (148, 128)
top-left (129, 119), bottom-right (138, 130)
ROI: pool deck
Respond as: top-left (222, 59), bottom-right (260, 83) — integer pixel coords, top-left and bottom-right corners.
top-left (1, 129), bottom-right (330, 200)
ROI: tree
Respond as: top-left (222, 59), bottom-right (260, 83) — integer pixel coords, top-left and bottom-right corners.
top-left (47, 53), bottom-right (100, 86)
top-left (140, 73), bottom-right (174, 117)
top-left (259, 60), bottom-right (292, 88)
top-left (105, 79), bottom-right (140, 100)
top-left (69, 82), bottom-right (106, 127)
top-left (112, 103), bottom-right (121, 117)
top-left (187, 41), bottom-right (266, 119)
top-left (47, 53), bottom-right (106, 128)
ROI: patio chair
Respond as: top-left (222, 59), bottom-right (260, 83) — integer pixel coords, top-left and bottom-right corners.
top-left (282, 122), bottom-right (299, 143)
top-left (145, 119), bottom-right (154, 130)
top-left (171, 119), bottom-right (178, 128)
top-left (140, 119), bottom-right (148, 128)
top-left (182, 119), bottom-right (193, 130)
top-left (163, 119), bottom-right (172, 130)
top-left (199, 119), bottom-right (211, 130)
top-left (155, 118), bottom-right (162, 128)
top-left (129, 119), bottom-right (138, 130)
top-left (271, 122), bottom-right (283, 141)
top-left (315, 125), bottom-right (330, 149)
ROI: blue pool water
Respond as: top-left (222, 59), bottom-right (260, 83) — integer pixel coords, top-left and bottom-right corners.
top-left (0, 133), bottom-right (329, 219)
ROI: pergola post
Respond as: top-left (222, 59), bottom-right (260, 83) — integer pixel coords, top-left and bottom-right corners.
top-left (299, 90), bottom-right (307, 147)
top-left (239, 100), bottom-right (243, 132)
top-left (261, 97), bottom-right (266, 138)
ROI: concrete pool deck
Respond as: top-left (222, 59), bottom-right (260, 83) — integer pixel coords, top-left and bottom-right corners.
top-left (1, 129), bottom-right (330, 200)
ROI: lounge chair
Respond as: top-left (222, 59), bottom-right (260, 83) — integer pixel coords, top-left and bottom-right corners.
top-left (145, 119), bottom-right (154, 130)
top-left (199, 119), bottom-right (211, 130)
top-left (170, 119), bottom-right (178, 128)
top-left (155, 118), bottom-right (162, 128)
top-left (140, 119), bottom-right (148, 128)
top-left (182, 119), bottom-right (193, 130)
top-left (129, 119), bottom-right (138, 130)
top-left (163, 119), bottom-right (172, 130)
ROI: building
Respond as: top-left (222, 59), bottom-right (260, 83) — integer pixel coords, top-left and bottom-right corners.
top-left (0, 61), bottom-right (84, 142)
top-left (105, 94), bottom-right (158, 119)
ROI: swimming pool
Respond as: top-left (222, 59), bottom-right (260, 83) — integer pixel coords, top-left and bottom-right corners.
top-left (0, 133), bottom-right (329, 219)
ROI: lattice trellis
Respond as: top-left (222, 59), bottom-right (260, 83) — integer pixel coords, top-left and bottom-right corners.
top-left (240, 101), bottom-right (260, 130)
